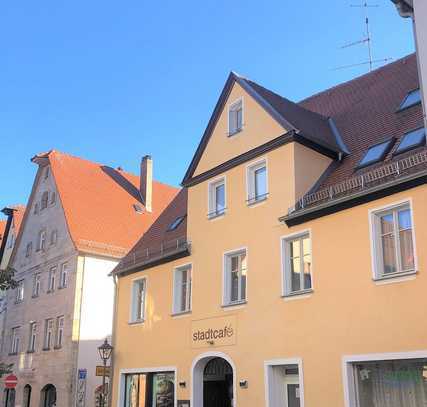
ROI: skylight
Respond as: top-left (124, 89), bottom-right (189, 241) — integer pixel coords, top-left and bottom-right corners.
top-left (167, 215), bottom-right (185, 231)
top-left (395, 127), bottom-right (426, 154)
top-left (399, 89), bottom-right (421, 110)
top-left (357, 139), bottom-right (394, 168)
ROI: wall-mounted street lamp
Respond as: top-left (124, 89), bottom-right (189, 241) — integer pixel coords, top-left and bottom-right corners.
top-left (98, 338), bottom-right (113, 407)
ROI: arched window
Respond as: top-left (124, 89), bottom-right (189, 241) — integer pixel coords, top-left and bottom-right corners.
top-left (41, 192), bottom-right (49, 210)
top-left (40, 384), bottom-right (56, 407)
top-left (22, 385), bottom-right (31, 407)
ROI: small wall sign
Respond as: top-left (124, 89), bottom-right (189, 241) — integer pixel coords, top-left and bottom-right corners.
top-left (178, 401), bottom-right (190, 407)
top-left (191, 315), bottom-right (237, 349)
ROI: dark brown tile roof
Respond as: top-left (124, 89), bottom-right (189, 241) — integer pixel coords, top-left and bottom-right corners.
top-left (298, 53), bottom-right (424, 190)
top-left (115, 188), bottom-right (188, 273)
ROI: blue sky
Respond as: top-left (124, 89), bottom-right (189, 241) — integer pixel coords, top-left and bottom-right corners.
top-left (0, 0), bottom-right (414, 212)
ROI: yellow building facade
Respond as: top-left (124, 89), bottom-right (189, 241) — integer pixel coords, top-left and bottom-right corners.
top-left (111, 55), bottom-right (427, 407)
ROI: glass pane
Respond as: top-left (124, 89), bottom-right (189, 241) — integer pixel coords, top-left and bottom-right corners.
top-left (354, 359), bottom-right (427, 407)
top-left (236, 108), bottom-right (243, 129)
top-left (240, 273), bottom-right (246, 301)
top-left (398, 209), bottom-right (412, 230)
top-left (380, 214), bottom-right (394, 235)
top-left (400, 88), bottom-right (421, 109)
top-left (152, 372), bottom-right (174, 407)
top-left (303, 254), bottom-right (312, 290)
top-left (396, 127), bottom-right (426, 153)
top-left (230, 271), bottom-right (239, 302)
top-left (359, 140), bottom-right (391, 167)
top-left (291, 257), bottom-right (301, 292)
top-left (229, 109), bottom-right (237, 133)
top-left (302, 238), bottom-right (310, 256)
top-left (400, 229), bottom-right (414, 271)
top-left (180, 276), bottom-right (187, 312)
top-left (290, 240), bottom-right (300, 259)
top-left (254, 166), bottom-right (267, 198)
top-left (215, 184), bottom-right (225, 213)
top-left (231, 256), bottom-right (239, 272)
top-left (382, 234), bottom-right (397, 274)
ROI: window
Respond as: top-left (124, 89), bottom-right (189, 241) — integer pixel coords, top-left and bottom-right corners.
top-left (173, 265), bottom-right (192, 314)
top-left (124, 372), bottom-right (175, 407)
top-left (224, 250), bottom-right (247, 305)
top-left (228, 98), bottom-right (243, 135)
top-left (28, 322), bottom-right (37, 352)
top-left (357, 139), bottom-right (394, 168)
top-left (25, 242), bottom-right (32, 258)
top-left (266, 361), bottom-right (304, 407)
top-left (44, 319), bottom-right (54, 350)
top-left (55, 316), bottom-right (64, 348)
top-left (282, 233), bottom-right (312, 296)
top-left (247, 160), bottom-right (268, 204)
top-left (32, 274), bottom-right (41, 297)
top-left (130, 279), bottom-right (146, 323)
top-left (34, 203), bottom-right (39, 215)
top-left (50, 191), bottom-right (56, 205)
top-left (41, 192), bottom-right (49, 210)
top-left (50, 230), bottom-right (58, 246)
top-left (37, 230), bottom-right (46, 252)
top-left (371, 202), bottom-right (416, 279)
top-left (44, 166), bottom-right (50, 180)
top-left (10, 327), bottom-right (20, 354)
top-left (394, 127), bottom-right (426, 155)
top-left (48, 267), bottom-right (56, 292)
top-left (16, 281), bottom-right (24, 303)
top-left (347, 358), bottom-right (427, 407)
top-left (59, 263), bottom-right (68, 288)
top-left (208, 178), bottom-right (226, 219)
top-left (399, 88), bottom-right (421, 110)
top-left (167, 215), bottom-right (186, 232)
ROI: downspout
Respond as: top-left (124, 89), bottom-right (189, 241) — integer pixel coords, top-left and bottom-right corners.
top-left (108, 273), bottom-right (119, 407)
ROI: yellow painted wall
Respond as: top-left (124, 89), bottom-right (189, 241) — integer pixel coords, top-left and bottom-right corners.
top-left (193, 82), bottom-right (286, 176)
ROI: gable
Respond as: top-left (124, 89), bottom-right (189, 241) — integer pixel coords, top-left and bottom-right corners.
top-left (193, 81), bottom-right (287, 177)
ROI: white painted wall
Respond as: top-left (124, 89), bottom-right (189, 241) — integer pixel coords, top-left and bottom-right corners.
top-left (77, 255), bottom-right (117, 407)
top-left (414, 0), bottom-right (427, 126)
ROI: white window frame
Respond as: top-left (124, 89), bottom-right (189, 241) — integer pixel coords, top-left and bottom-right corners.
top-left (48, 267), bottom-right (57, 292)
top-left (228, 97), bottom-right (244, 136)
top-left (10, 327), bottom-right (20, 354)
top-left (208, 176), bottom-right (226, 219)
top-left (246, 158), bottom-right (268, 205)
top-left (55, 316), bottom-right (64, 348)
top-left (130, 277), bottom-right (147, 323)
top-left (369, 199), bottom-right (418, 281)
top-left (59, 263), bottom-right (68, 288)
top-left (16, 280), bottom-right (24, 303)
top-left (281, 230), bottom-right (313, 297)
top-left (342, 350), bottom-right (427, 407)
top-left (44, 318), bottom-right (54, 350)
top-left (37, 230), bottom-right (46, 252)
top-left (28, 322), bottom-right (37, 352)
top-left (264, 357), bottom-right (305, 407)
top-left (223, 247), bottom-right (248, 306)
top-left (172, 263), bottom-right (192, 315)
top-left (33, 273), bottom-right (41, 297)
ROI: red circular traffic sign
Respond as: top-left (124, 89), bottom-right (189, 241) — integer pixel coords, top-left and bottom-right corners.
top-left (4, 374), bottom-right (17, 389)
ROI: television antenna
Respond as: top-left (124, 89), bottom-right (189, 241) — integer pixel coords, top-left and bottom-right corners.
top-left (335, 2), bottom-right (393, 72)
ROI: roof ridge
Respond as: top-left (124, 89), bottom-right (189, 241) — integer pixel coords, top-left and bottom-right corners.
top-left (299, 53), bottom-right (416, 105)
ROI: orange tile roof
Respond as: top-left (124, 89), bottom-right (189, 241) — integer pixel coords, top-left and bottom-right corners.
top-left (32, 150), bottom-right (179, 258)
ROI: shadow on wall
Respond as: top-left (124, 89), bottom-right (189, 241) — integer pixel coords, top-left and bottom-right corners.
top-left (101, 166), bottom-right (143, 203)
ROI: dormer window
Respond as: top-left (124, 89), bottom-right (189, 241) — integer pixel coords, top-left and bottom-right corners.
top-left (357, 139), bottom-right (394, 169)
top-left (399, 88), bottom-right (421, 110)
top-left (394, 127), bottom-right (426, 155)
top-left (228, 98), bottom-right (243, 136)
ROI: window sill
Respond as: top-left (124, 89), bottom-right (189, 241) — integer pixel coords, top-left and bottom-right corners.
top-left (207, 211), bottom-right (226, 220)
top-left (228, 127), bottom-right (244, 137)
top-left (8, 352), bottom-right (18, 356)
top-left (221, 300), bottom-right (247, 309)
top-left (54, 345), bottom-right (62, 350)
top-left (247, 194), bottom-right (269, 207)
top-left (128, 319), bottom-right (145, 326)
top-left (32, 294), bottom-right (39, 299)
top-left (58, 285), bottom-right (67, 290)
top-left (46, 290), bottom-right (55, 294)
top-left (42, 347), bottom-right (50, 351)
top-left (171, 310), bottom-right (192, 317)
top-left (26, 350), bottom-right (35, 354)
top-left (14, 300), bottom-right (23, 305)
top-left (373, 270), bottom-right (417, 285)
top-left (282, 289), bottom-right (313, 299)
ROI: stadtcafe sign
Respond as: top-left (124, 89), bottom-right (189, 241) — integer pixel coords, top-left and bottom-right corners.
top-left (191, 315), bottom-right (236, 349)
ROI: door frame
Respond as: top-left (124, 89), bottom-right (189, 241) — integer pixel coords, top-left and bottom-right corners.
top-left (191, 352), bottom-right (236, 407)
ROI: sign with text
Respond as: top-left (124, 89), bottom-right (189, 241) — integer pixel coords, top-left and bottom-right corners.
top-left (76, 369), bottom-right (87, 407)
top-left (96, 366), bottom-right (111, 377)
top-left (191, 315), bottom-right (236, 349)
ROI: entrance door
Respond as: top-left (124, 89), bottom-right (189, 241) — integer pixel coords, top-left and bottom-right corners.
top-left (203, 358), bottom-right (233, 407)
top-left (284, 374), bottom-right (300, 407)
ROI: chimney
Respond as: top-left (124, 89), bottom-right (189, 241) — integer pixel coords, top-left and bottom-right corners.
top-left (140, 155), bottom-right (153, 213)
